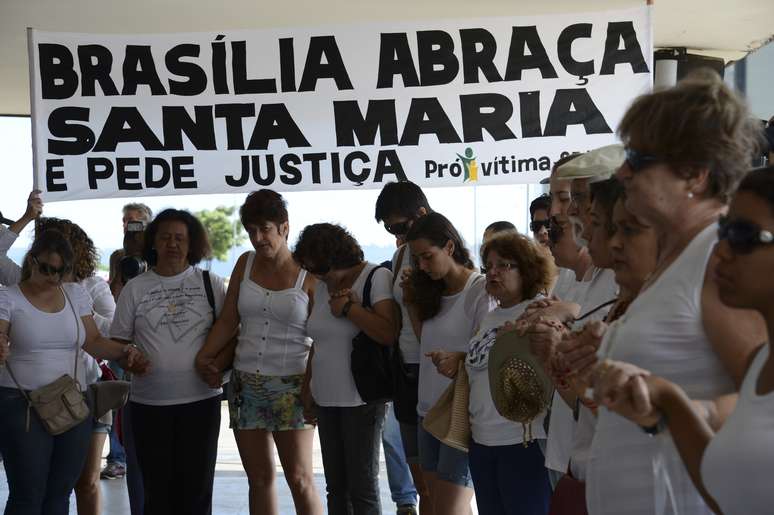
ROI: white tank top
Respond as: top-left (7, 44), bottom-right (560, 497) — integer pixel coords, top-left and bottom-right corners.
top-left (587, 223), bottom-right (734, 515)
top-left (701, 345), bottom-right (774, 515)
top-left (233, 252), bottom-right (312, 376)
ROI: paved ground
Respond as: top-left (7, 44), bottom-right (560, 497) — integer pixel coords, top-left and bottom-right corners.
top-left (0, 403), bottom-right (401, 514)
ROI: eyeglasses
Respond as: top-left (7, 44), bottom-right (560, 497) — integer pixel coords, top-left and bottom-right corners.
top-left (530, 220), bottom-right (550, 233)
top-left (481, 262), bottom-right (519, 275)
top-left (625, 148), bottom-right (660, 172)
top-left (384, 219), bottom-right (413, 237)
top-left (718, 216), bottom-right (774, 254)
top-left (32, 257), bottom-right (68, 277)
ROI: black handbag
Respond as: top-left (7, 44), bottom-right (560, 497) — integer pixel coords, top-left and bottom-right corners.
top-left (350, 265), bottom-right (393, 403)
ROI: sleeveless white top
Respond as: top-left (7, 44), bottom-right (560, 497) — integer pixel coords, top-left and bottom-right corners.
top-left (233, 252), bottom-right (312, 376)
top-left (587, 223), bottom-right (734, 515)
top-left (701, 345), bottom-right (774, 515)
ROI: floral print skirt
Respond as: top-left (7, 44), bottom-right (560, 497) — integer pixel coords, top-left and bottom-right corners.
top-left (227, 370), bottom-right (310, 432)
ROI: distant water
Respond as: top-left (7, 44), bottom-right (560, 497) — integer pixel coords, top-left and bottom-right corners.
top-left (6, 244), bottom-right (397, 279)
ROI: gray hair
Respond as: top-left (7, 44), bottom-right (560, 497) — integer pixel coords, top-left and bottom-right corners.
top-left (122, 203), bottom-right (153, 222)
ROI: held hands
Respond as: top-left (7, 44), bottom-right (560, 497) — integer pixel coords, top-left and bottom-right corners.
top-left (121, 345), bottom-right (151, 376)
top-left (553, 321), bottom-right (607, 387)
top-left (590, 360), bottom-right (662, 427)
top-left (300, 382), bottom-right (317, 425)
top-left (329, 289), bottom-right (358, 318)
top-left (195, 354), bottom-right (224, 388)
top-left (426, 350), bottom-right (463, 378)
top-left (0, 333), bottom-right (8, 366)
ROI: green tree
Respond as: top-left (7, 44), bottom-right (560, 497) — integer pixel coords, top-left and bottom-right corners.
top-left (195, 206), bottom-right (246, 262)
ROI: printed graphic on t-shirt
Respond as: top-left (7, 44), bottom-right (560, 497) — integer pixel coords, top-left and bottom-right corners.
top-left (466, 327), bottom-right (498, 369)
top-left (137, 282), bottom-right (211, 341)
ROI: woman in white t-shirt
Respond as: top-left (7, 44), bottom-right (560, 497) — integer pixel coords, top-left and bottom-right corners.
top-left (110, 209), bottom-right (227, 515)
top-left (465, 233), bottom-right (557, 515)
top-left (403, 212), bottom-right (494, 515)
top-left (0, 210), bottom-right (119, 515)
top-left (593, 166), bottom-right (774, 515)
top-left (293, 223), bottom-right (398, 515)
top-left (195, 190), bottom-right (322, 515)
top-left (0, 230), bottom-right (148, 515)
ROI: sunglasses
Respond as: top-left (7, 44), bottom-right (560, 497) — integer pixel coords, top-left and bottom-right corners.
top-left (625, 148), bottom-right (660, 172)
top-left (718, 216), bottom-right (774, 254)
top-left (384, 219), bottom-right (414, 237)
top-left (304, 263), bottom-right (330, 276)
top-left (32, 257), bottom-right (68, 277)
top-left (530, 220), bottom-right (550, 233)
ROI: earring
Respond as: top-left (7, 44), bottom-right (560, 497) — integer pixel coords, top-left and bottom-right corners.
top-left (687, 192), bottom-right (694, 199)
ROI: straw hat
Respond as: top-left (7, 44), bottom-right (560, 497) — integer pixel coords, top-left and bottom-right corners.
top-left (555, 144), bottom-right (625, 183)
top-left (488, 331), bottom-right (553, 431)
top-left (422, 361), bottom-right (471, 452)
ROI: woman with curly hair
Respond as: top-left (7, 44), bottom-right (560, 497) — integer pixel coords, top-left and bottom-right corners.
top-left (0, 209), bottom-right (116, 515)
top-left (403, 212), bottom-right (494, 515)
top-left (293, 223), bottom-right (398, 515)
top-left (465, 232), bottom-right (557, 515)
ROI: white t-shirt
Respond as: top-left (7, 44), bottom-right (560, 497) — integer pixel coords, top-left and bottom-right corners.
top-left (0, 282), bottom-right (92, 390)
top-left (392, 245), bottom-right (420, 364)
top-left (465, 299), bottom-right (547, 446)
top-left (545, 267), bottom-right (617, 473)
top-left (418, 272), bottom-right (493, 417)
top-left (110, 266), bottom-right (226, 406)
top-left (701, 345), bottom-right (774, 515)
top-left (307, 263), bottom-right (393, 407)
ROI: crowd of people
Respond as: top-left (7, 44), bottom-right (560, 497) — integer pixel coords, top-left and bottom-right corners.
top-left (1, 71), bottom-right (773, 515)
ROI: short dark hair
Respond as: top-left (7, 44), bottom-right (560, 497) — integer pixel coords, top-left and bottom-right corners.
top-left (142, 209), bottom-right (212, 266)
top-left (374, 181), bottom-right (432, 222)
top-left (736, 166), bottom-right (774, 213)
top-left (529, 194), bottom-right (551, 220)
top-left (485, 221), bottom-right (516, 234)
top-left (590, 178), bottom-right (625, 234)
top-left (240, 189), bottom-right (289, 227)
top-left (405, 212), bottom-right (474, 321)
top-left (293, 223), bottom-right (364, 272)
top-left (21, 230), bottom-right (74, 281)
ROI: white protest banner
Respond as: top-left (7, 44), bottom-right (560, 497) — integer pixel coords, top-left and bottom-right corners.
top-left (29, 6), bottom-right (652, 201)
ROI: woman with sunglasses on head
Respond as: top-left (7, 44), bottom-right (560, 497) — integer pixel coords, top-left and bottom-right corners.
top-left (592, 166), bottom-right (774, 515)
top-left (581, 73), bottom-right (767, 515)
top-left (403, 212), bottom-right (494, 515)
top-left (0, 230), bottom-right (148, 515)
top-left (293, 223), bottom-right (398, 515)
top-left (195, 190), bottom-right (322, 515)
top-left (465, 233), bottom-right (556, 515)
top-left (110, 209), bottom-right (226, 515)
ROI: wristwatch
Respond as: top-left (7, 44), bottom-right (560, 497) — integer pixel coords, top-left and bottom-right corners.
top-left (341, 300), bottom-right (354, 318)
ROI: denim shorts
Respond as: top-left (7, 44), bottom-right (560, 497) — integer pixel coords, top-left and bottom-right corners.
top-left (417, 417), bottom-right (472, 487)
top-left (93, 420), bottom-right (111, 433)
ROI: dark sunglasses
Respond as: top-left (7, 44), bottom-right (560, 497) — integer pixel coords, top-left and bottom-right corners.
top-left (718, 216), bottom-right (774, 254)
top-left (530, 220), bottom-right (550, 233)
top-left (625, 148), bottom-right (660, 172)
top-left (548, 217), bottom-right (564, 245)
top-left (32, 257), bottom-right (69, 277)
top-left (384, 219), bottom-right (413, 237)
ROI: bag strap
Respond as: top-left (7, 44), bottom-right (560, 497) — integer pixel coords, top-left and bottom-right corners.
top-left (361, 265), bottom-right (384, 310)
top-left (391, 246), bottom-right (407, 288)
top-left (203, 270), bottom-right (216, 321)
